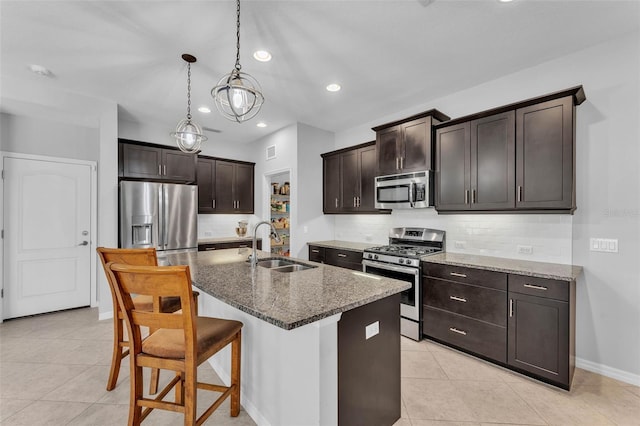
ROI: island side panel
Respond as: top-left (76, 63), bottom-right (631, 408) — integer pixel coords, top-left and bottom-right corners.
top-left (197, 286), bottom-right (341, 426)
top-left (338, 293), bottom-right (401, 426)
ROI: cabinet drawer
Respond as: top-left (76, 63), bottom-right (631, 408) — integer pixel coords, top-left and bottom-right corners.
top-left (309, 246), bottom-right (325, 263)
top-left (509, 275), bottom-right (569, 302)
top-left (423, 277), bottom-right (507, 326)
top-left (198, 241), bottom-right (259, 251)
top-left (424, 307), bottom-right (506, 363)
top-left (422, 263), bottom-right (507, 291)
top-left (325, 248), bottom-right (362, 267)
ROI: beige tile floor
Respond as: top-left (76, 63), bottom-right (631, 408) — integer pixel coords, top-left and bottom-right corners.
top-left (1, 307), bottom-right (638, 425)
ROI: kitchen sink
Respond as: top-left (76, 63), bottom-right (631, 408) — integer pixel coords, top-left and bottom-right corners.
top-left (257, 258), bottom-right (317, 272)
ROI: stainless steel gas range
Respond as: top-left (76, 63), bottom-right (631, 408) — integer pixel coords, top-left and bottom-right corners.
top-left (363, 227), bottom-right (445, 340)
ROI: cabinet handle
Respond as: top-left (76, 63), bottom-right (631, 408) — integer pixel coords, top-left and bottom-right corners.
top-left (450, 272), bottom-right (467, 278)
top-left (464, 190), bottom-right (469, 204)
top-left (238, 244), bottom-right (248, 248)
top-left (517, 185), bottom-right (523, 202)
top-left (337, 253), bottom-right (347, 258)
top-left (212, 199), bottom-right (216, 208)
top-left (400, 157), bottom-right (404, 169)
top-left (509, 299), bottom-right (514, 317)
top-left (335, 198), bottom-right (339, 208)
top-left (163, 164), bottom-right (166, 176)
top-left (205, 247), bottom-right (216, 251)
top-left (158, 164), bottom-right (162, 176)
top-left (311, 249), bottom-right (320, 253)
top-left (449, 296), bottom-right (467, 303)
top-left (357, 196), bottom-right (361, 207)
top-left (449, 327), bottom-right (467, 336)
top-left (523, 283), bottom-right (548, 291)
top-left (472, 189), bottom-right (476, 204)
top-left (237, 200), bottom-right (240, 209)
top-left (396, 157), bottom-right (400, 170)
top-left (354, 196), bottom-right (357, 207)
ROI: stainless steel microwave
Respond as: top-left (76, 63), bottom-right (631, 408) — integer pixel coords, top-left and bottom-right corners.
top-left (374, 170), bottom-right (433, 209)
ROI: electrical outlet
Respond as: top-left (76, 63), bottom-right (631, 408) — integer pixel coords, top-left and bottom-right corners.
top-left (590, 238), bottom-right (618, 253)
top-left (454, 241), bottom-right (466, 249)
top-left (517, 245), bottom-right (533, 255)
top-left (204, 231), bottom-right (213, 237)
top-left (365, 321), bottom-right (379, 340)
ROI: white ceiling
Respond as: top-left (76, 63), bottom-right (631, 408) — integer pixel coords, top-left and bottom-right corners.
top-left (1, 0), bottom-right (639, 145)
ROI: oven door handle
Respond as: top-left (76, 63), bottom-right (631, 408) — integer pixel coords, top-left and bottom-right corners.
top-left (409, 182), bottom-right (415, 208)
top-left (362, 259), bottom-right (419, 276)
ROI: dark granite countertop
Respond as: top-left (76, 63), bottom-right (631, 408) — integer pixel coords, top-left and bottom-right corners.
top-left (422, 252), bottom-right (582, 281)
top-left (307, 240), bottom-right (373, 252)
top-left (165, 249), bottom-right (410, 330)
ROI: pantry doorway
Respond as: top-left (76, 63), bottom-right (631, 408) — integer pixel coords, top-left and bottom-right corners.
top-left (268, 171), bottom-right (291, 256)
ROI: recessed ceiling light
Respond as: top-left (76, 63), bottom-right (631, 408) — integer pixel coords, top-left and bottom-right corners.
top-left (256, 122), bottom-right (267, 128)
top-left (198, 106), bottom-right (211, 113)
top-left (498, 0), bottom-right (514, 2)
top-left (29, 64), bottom-right (53, 77)
top-left (326, 83), bottom-right (341, 92)
top-left (253, 50), bottom-right (272, 62)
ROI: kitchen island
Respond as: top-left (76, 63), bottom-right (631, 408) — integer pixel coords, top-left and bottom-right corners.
top-left (165, 249), bottom-right (410, 426)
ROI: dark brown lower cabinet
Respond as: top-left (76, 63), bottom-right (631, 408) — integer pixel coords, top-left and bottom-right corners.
top-left (508, 276), bottom-right (575, 390)
top-left (198, 240), bottom-right (261, 251)
top-left (308, 245), bottom-right (362, 271)
top-left (339, 294), bottom-right (400, 426)
top-left (423, 261), bottom-right (576, 390)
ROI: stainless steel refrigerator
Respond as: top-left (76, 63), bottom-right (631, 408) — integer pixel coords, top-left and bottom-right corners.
top-left (119, 181), bottom-right (197, 254)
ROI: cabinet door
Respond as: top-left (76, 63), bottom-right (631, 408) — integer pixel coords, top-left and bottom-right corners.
top-left (323, 154), bottom-right (341, 213)
top-left (121, 144), bottom-right (162, 179)
top-left (508, 292), bottom-right (569, 387)
top-left (470, 111), bottom-right (515, 210)
top-left (358, 145), bottom-right (377, 211)
top-left (214, 160), bottom-right (235, 212)
top-left (377, 126), bottom-right (400, 175)
top-left (196, 158), bottom-right (216, 213)
top-left (516, 96), bottom-right (574, 210)
top-left (401, 117), bottom-right (431, 173)
top-left (308, 245), bottom-right (325, 263)
top-left (162, 150), bottom-right (196, 182)
top-left (341, 150), bottom-right (359, 211)
top-left (436, 122), bottom-right (471, 211)
top-left (234, 163), bottom-right (254, 213)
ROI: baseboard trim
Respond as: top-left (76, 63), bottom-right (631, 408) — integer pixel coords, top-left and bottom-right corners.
top-left (576, 357), bottom-right (640, 386)
top-left (98, 310), bottom-right (113, 321)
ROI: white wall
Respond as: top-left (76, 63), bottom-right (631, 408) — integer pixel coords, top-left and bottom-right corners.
top-left (295, 123), bottom-right (335, 259)
top-left (0, 113), bottom-right (99, 161)
top-left (333, 32), bottom-right (640, 383)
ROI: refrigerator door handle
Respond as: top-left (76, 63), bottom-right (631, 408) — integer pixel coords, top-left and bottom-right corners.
top-left (160, 185), bottom-right (167, 250)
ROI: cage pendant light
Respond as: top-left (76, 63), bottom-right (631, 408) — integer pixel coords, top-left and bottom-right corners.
top-left (172, 54), bottom-right (207, 153)
top-left (211, 0), bottom-right (264, 123)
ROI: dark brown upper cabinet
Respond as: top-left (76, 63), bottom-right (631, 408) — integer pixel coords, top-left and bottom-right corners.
top-left (434, 86), bottom-right (585, 214)
top-left (372, 109), bottom-right (450, 176)
top-left (119, 140), bottom-right (196, 183)
top-left (196, 156), bottom-right (254, 214)
top-left (322, 142), bottom-right (389, 214)
top-left (435, 111), bottom-right (515, 211)
top-left (516, 97), bottom-right (574, 210)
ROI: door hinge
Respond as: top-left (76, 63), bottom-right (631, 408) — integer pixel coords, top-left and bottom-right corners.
top-left (1, 169), bottom-right (4, 179)
top-left (1, 289), bottom-right (3, 298)
top-left (1, 229), bottom-right (3, 239)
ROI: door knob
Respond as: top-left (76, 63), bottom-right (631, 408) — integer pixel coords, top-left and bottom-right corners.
top-left (78, 241), bottom-right (89, 246)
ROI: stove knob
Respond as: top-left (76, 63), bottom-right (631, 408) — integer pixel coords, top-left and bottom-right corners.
top-left (399, 258), bottom-right (404, 264)
top-left (367, 253), bottom-right (373, 259)
top-left (405, 259), bottom-right (413, 266)
top-left (374, 254), bottom-right (379, 260)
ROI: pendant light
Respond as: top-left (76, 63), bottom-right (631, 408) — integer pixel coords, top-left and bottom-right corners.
top-left (171, 54), bottom-right (207, 153)
top-left (211, 0), bottom-right (264, 123)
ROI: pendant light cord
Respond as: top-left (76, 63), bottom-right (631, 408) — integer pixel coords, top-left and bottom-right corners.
top-left (235, 0), bottom-right (242, 71)
top-left (186, 62), bottom-right (192, 120)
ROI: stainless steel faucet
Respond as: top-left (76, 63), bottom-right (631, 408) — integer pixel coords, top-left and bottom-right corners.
top-left (249, 220), bottom-right (281, 268)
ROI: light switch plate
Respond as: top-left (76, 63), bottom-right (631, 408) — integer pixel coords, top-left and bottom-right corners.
top-left (590, 238), bottom-right (618, 253)
top-left (365, 321), bottom-right (379, 340)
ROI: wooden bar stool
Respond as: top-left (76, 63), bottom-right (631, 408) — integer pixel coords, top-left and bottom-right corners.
top-left (105, 262), bottom-right (242, 426)
top-left (97, 247), bottom-right (198, 394)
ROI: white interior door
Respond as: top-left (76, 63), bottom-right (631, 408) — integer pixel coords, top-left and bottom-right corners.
top-left (3, 157), bottom-right (92, 319)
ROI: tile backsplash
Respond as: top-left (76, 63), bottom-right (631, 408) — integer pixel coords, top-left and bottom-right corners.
top-left (197, 214), bottom-right (260, 239)
top-left (334, 209), bottom-right (572, 264)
